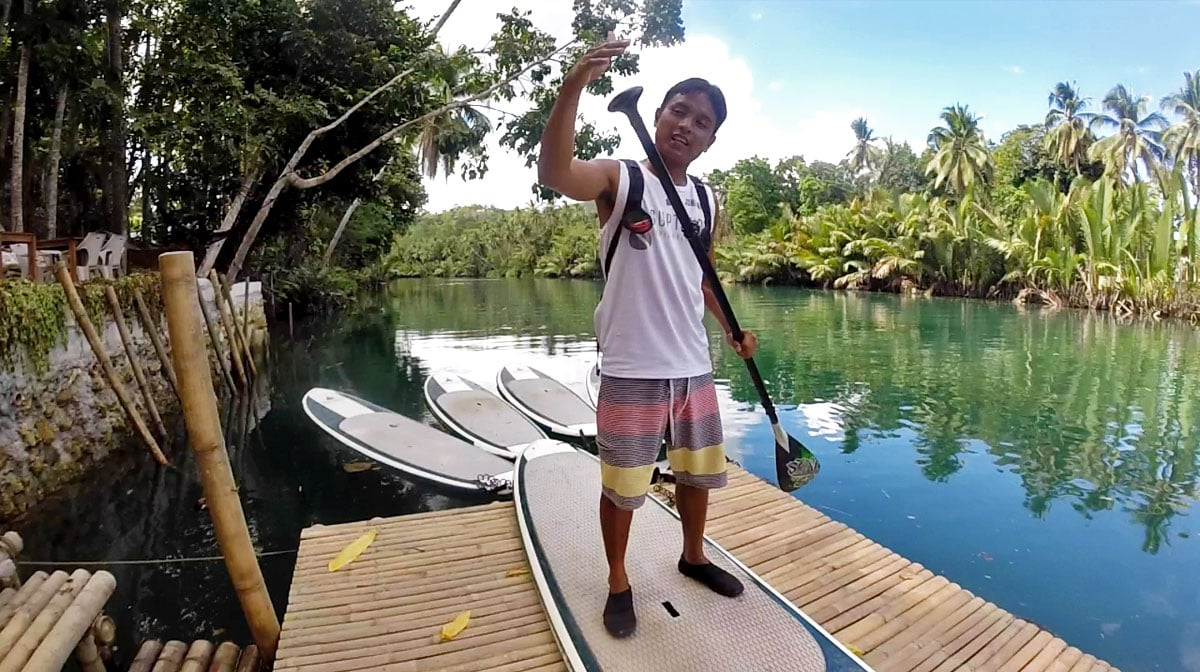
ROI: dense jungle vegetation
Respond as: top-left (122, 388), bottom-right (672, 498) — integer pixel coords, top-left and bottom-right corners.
top-left (389, 75), bottom-right (1200, 321)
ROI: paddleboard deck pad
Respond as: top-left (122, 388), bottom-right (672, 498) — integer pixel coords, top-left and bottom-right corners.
top-left (497, 364), bottom-right (597, 438)
top-left (302, 387), bottom-right (514, 494)
top-left (424, 372), bottom-right (546, 458)
top-left (514, 443), bottom-right (874, 671)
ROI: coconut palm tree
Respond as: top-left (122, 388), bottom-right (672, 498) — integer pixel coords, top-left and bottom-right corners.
top-left (1087, 84), bottom-right (1168, 184)
top-left (1161, 70), bottom-right (1200, 198)
top-left (1043, 81), bottom-right (1096, 177)
top-left (415, 47), bottom-right (493, 180)
top-left (845, 117), bottom-right (883, 177)
top-left (925, 104), bottom-right (993, 199)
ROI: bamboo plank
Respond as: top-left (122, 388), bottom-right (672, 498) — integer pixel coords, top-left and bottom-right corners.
top-left (178, 639), bottom-right (215, 672)
top-left (21, 570), bottom-right (117, 672)
top-left (151, 640), bottom-right (188, 672)
top-left (0, 571), bottom-right (47, 629)
top-left (234, 645), bottom-right (261, 672)
top-left (210, 642), bottom-right (243, 672)
top-left (274, 465), bottom-right (1121, 672)
top-left (0, 570), bottom-right (70, 654)
top-left (129, 640), bottom-right (164, 672)
top-left (0, 568), bottom-right (90, 672)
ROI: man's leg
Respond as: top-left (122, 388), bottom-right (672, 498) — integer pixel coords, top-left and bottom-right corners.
top-left (599, 492), bottom-right (634, 592)
top-left (667, 373), bottom-right (743, 597)
top-left (596, 374), bottom-right (668, 637)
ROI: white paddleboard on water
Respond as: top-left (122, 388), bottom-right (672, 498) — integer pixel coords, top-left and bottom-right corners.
top-left (424, 371), bottom-right (547, 458)
top-left (302, 387), bottom-right (515, 495)
top-left (513, 442), bottom-right (877, 672)
top-left (497, 364), bottom-right (598, 439)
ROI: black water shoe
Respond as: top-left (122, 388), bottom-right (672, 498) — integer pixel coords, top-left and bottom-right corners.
top-left (678, 557), bottom-right (744, 597)
top-left (603, 587), bottom-right (636, 638)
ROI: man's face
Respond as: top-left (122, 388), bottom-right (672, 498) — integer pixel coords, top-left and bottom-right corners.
top-left (653, 91), bottom-right (718, 167)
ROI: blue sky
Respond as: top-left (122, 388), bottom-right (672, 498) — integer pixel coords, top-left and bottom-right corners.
top-left (687, 0), bottom-right (1199, 147)
top-left (412, 0), bottom-right (1200, 212)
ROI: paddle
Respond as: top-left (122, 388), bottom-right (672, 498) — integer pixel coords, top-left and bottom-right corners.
top-left (607, 85), bottom-right (820, 492)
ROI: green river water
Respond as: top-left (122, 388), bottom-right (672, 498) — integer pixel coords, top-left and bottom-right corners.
top-left (17, 277), bottom-right (1200, 671)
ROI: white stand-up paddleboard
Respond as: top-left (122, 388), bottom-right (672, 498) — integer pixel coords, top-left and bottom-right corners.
top-left (424, 371), bottom-right (547, 458)
top-left (513, 442), bottom-right (876, 672)
top-left (584, 362), bottom-right (601, 410)
top-left (497, 364), bottom-right (598, 439)
top-left (302, 387), bottom-right (514, 495)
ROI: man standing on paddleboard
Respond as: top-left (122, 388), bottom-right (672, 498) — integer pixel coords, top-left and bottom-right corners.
top-left (537, 32), bottom-right (759, 638)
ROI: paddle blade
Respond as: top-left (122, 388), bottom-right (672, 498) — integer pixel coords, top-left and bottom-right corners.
top-left (773, 423), bottom-right (820, 492)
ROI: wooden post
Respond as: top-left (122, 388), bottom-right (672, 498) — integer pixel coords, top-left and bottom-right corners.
top-left (128, 640), bottom-right (163, 672)
top-left (22, 571), bottom-right (117, 672)
top-left (208, 271), bottom-right (248, 385)
top-left (0, 570), bottom-right (71, 658)
top-left (132, 287), bottom-right (180, 397)
top-left (0, 571), bottom-right (47, 629)
top-left (214, 271), bottom-right (257, 377)
top-left (210, 642), bottom-right (241, 672)
top-left (197, 281), bottom-right (236, 392)
top-left (74, 631), bottom-right (106, 672)
top-left (234, 645), bottom-right (260, 672)
top-left (105, 286), bottom-right (169, 440)
top-left (55, 265), bottom-right (168, 465)
top-left (0, 569), bottom-right (91, 672)
top-left (159, 251), bottom-right (280, 662)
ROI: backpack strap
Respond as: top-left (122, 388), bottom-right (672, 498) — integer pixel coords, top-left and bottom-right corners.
top-left (602, 159), bottom-right (646, 278)
top-left (689, 175), bottom-right (714, 252)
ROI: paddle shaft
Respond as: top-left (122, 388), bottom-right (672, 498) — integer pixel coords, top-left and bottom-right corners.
top-left (611, 98), bottom-right (781, 426)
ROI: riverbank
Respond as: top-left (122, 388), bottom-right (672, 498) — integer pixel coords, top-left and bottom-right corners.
top-left (0, 273), bottom-right (266, 520)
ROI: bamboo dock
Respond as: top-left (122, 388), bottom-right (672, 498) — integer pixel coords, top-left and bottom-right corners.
top-left (273, 465), bottom-right (1119, 672)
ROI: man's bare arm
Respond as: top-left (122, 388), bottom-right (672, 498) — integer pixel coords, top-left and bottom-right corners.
top-left (536, 36), bottom-right (628, 203)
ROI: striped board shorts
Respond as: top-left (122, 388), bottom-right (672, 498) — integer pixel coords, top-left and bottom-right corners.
top-left (596, 372), bottom-right (728, 510)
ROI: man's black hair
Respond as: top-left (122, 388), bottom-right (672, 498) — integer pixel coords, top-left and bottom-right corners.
top-left (660, 77), bottom-right (727, 130)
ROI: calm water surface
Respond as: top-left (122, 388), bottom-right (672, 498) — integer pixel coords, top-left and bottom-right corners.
top-left (15, 278), bottom-right (1200, 671)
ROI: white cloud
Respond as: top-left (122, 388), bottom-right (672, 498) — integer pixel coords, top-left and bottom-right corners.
top-left (399, 1), bottom-right (870, 212)
top-left (751, 11), bottom-right (764, 21)
top-left (1006, 65), bottom-right (1024, 75)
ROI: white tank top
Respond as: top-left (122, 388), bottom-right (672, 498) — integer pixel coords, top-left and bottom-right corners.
top-left (593, 160), bottom-right (717, 380)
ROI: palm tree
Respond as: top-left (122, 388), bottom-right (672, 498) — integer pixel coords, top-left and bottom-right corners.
top-left (415, 47), bottom-right (493, 180)
top-left (925, 104), bottom-right (993, 199)
top-left (845, 117), bottom-right (883, 177)
top-left (1161, 70), bottom-right (1200, 199)
top-left (1087, 84), bottom-right (1168, 184)
top-left (1043, 81), bottom-right (1096, 177)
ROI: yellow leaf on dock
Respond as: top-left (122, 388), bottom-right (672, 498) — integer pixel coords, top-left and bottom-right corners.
top-left (328, 528), bottom-right (377, 572)
top-left (342, 462), bottom-right (377, 473)
top-left (440, 611), bottom-right (471, 641)
top-left (506, 568), bottom-right (529, 577)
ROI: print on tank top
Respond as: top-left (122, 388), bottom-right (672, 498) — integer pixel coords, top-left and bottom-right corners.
top-left (594, 160), bottom-right (717, 380)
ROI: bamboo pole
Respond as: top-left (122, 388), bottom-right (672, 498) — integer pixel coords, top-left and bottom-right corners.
top-left (210, 642), bottom-right (241, 672)
top-left (0, 531), bottom-right (23, 564)
top-left (150, 640), bottom-right (187, 672)
top-left (74, 630), bottom-right (105, 672)
top-left (197, 281), bottom-right (236, 392)
top-left (159, 251), bottom-right (280, 662)
top-left (92, 613), bottom-right (116, 647)
top-left (133, 287), bottom-right (180, 396)
top-left (234, 645), bottom-right (260, 672)
top-left (21, 570), bottom-right (116, 672)
top-left (0, 560), bottom-right (15, 589)
top-left (0, 570), bottom-right (70, 655)
top-left (54, 265), bottom-right (168, 465)
top-left (0, 571), bottom-right (47, 629)
top-left (178, 639), bottom-right (214, 672)
top-left (0, 588), bottom-right (16, 610)
top-left (0, 569), bottom-right (90, 672)
top-left (208, 271), bottom-right (248, 385)
top-left (106, 286), bottom-right (169, 439)
top-left (215, 271), bottom-right (257, 377)
top-left (129, 640), bottom-right (163, 672)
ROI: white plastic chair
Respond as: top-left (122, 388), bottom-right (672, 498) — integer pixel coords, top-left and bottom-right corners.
top-left (74, 232), bottom-right (109, 280)
top-left (97, 234), bottom-right (126, 278)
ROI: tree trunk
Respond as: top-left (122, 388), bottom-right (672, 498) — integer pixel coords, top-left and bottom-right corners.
top-left (323, 199), bottom-right (361, 265)
top-left (105, 0), bottom-right (128, 236)
top-left (45, 85), bottom-right (68, 239)
top-left (10, 1), bottom-right (31, 233)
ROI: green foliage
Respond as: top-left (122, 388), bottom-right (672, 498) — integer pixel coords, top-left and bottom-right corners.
top-left (384, 204), bottom-right (600, 280)
top-left (0, 273), bottom-right (165, 373)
